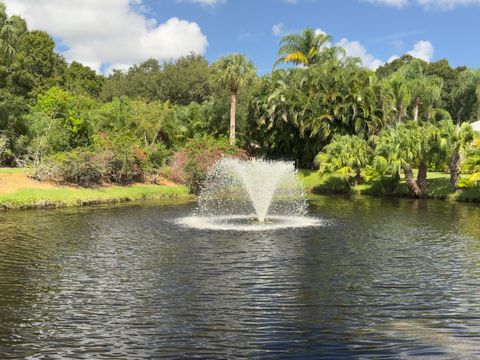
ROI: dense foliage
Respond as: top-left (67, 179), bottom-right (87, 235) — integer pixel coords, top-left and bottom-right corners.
top-left (0, 0), bottom-right (480, 197)
top-left (168, 135), bottom-right (247, 194)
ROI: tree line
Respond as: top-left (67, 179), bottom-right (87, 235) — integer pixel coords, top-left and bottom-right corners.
top-left (1, 4), bottom-right (480, 196)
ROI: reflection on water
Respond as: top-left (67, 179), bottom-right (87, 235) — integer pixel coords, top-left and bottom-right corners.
top-left (1, 196), bottom-right (480, 358)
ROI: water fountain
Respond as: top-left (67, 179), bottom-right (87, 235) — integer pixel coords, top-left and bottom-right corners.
top-left (179, 158), bottom-right (321, 231)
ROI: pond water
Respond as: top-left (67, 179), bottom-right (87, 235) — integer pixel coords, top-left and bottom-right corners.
top-left (1, 196), bottom-right (480, 358)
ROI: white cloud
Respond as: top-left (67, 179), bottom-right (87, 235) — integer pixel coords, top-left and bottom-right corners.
top-left (363, 0), bottom-right (480, 9)
top-left (407, 40), bottom-right (434, 61)
top-left (385, 41), bottom-right (434, 63)
top-left (363, 0), bottom-right (409, 8)
top-left (184, 0), bottom-right (226, 6)
top-left (315, 28), bottom-right (332, 48)
top-left (336, 38), bottom-right (384, 70)
top-left (417, 0), bottom-right (480, 9)
top-left (272, 22), bottom-right (434, 70)
top-left (335, 36), bottom-right (434, 69)
top-left (5, 0), bottom-right (208, 73)
top-left (387, 54), bottom-right (400, 63)
top-left (272, 23), bottom-right (285, 36)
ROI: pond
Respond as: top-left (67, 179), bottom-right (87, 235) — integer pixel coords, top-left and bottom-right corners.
top-left (1, 196), bottom-right (480, 358)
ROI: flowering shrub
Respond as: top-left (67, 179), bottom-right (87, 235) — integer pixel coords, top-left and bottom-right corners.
top-left (34, 149), bottom-right (103, 186)
top-left (168, 135), bottom-right (247, 193)
top-left (34, 131), bottom-right (170, 186)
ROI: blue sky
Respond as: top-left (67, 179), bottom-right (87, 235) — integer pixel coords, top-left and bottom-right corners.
top-left (5, 0), bottom-right (480, 73)
top-left (146, 0), bottom-right (480, 73)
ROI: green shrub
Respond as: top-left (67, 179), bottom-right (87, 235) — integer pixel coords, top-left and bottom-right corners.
top-left (33, 132), bottom-right (170, 187)
top-left (34, 149), bottom-right (103, 186)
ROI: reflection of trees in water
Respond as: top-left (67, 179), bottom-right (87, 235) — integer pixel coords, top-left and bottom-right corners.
top-left (0, 207), bottom-right (98, 354)
top-left (1, 198), bottom-right (480, 357)
top-left (296, 195), bottom-right (480, 356)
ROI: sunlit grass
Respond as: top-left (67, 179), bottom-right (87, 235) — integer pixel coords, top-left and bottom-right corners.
top-left (0, 167), bottom-right (30, 174)
top-left (0, 184), bottom-right (190, 210)
top-left (298, 169), bottom-right (480, 202)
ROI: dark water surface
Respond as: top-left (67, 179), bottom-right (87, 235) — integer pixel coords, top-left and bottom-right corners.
top-left (1, 196), bottom-right (480, 358)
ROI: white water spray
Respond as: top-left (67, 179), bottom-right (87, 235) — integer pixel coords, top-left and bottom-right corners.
top-left (178, 158), bottom-right (321, 231)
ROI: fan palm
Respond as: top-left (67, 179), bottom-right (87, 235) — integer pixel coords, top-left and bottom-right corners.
top-left (213, 54), bottom-right (256, 145)
top-left (439, 120), bottom-right (474, 190)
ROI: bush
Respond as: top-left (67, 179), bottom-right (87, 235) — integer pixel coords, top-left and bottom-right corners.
top-left (168, 135), bottom-right (247, 193)
top-left (367, 175), bottom-right (401, 195)
top-left (34, 131), bottom-right (170, 187)
top-left (34, 149), bottom-right (103, 186)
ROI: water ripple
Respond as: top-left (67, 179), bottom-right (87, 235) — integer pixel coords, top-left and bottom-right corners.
top-left (0, 197), bottom-right (479, 358)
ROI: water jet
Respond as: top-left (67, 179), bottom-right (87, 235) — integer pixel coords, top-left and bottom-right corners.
top-left (179, 158), bottom-right (321, 231)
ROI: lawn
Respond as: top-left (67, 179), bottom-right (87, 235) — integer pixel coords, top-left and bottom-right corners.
top-left (0, 167), bottom-right (30, 174)
top-left (0, 167), bottom-right (191, 210)
top-left (0, 184), bottom-right (190, 210)
top-left (298, 169), bottom-right (480, 202)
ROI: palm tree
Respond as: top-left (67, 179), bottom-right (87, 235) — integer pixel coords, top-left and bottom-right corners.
top-left (274, 28), bottom-right (334, 68)
top-left (315, 134), bottom-right (373, 187)
top-left (439, 120), bottom-right (474, 190)
top-left (0, 3), bottom-right (19, 64)
top-left (213, 54), bottom-right (256, 145)
top-left (380, 73), bottom-right (412, 123)
top-left (398, 61), bottom-right (443, 121)
top-left (375, 121), bottom-right (439, 197)
top-left (450, 69), bottom-right (480, 124)
top-left (410, 76), bottom-right (443, 121)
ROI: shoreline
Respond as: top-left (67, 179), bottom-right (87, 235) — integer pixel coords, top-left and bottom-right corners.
top-left (299, 170), bottom-right (480, 203)
top-left (0, 185), bottom-right (192, 210)
top-left (0, 169), bottom-right (191, 211)
top-left (2, 168), bottom-right (480, 211)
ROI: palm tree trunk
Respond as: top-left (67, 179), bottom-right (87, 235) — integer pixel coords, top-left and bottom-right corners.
top-left (354, 169), bottom-right (362, 185)
top-left (416, 161), bottom-right (427, 197)
top-left (229, 89), bottom-right (237, 146)
top-left (413, 97), bottom-right (420, 121)
top-left (403, 165), bottom-right (422, 198)
top-left (397, 103), bottom-right (403, 123)
top-left (450, 152), bottom-right (461, 191)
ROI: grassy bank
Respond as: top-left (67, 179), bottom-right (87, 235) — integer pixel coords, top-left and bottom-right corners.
top-left (298, 170), bottom-right (480, 202)
top-left (0, 184), bottom-right (190, 210)
top-left (0, 167), bottom-right (30, 174)
top-left (0, 167), bottom-right (191, 210)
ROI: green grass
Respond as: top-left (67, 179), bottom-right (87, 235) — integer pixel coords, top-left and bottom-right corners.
top-left (298, 169), bottom-right (325, 191)
top-left (298, 169), bottom-right (480, 202)
top-left (0, 184), bottom-right (191, 210)
top-left (0, 167), bottom-right (30, 174)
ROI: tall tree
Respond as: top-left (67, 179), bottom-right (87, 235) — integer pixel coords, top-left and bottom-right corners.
top-left (450, 69), bottom-right (480, 124)
top-left (0, 3), bottom-right (21, 64)
top-left (274, 28), bottom-right (335, 68)
top-left (64, 61), bottom-right (104, 98)
top-left (7, 30), bottom-right (66, 97)
top-left (425, 59), bottom-right (467, 118)
top-left (399, 60), bottom-right (443, 121)
top-left (380, 73), bottom-right (412, 123)
top-left (101, 59), bottom-right (161, 102)
top-left (160, 53), bottom-right (212, 105)
top-left (213, 54), bottom-right (256, 145)
top-left (376, 55), bottom-right (418, 79)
